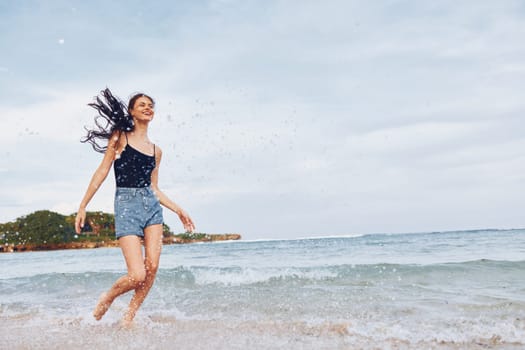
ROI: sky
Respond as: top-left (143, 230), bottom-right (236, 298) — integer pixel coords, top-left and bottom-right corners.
top-left (1, 0), bottom-right (524, 240)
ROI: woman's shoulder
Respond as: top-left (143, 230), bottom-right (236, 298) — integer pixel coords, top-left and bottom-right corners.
top-left (108, 130), bottom-right (124, 149)
top-left (154, 143), bottom-right (163, 156)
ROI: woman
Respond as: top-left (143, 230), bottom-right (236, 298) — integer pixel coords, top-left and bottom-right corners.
top-left (75, 88), bottom-right (195, 326)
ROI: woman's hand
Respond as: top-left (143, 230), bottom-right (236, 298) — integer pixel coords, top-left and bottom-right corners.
top-left (75, 208), bottom-right (86, 234)
top-left (177, 210), bottom-right (195, 233)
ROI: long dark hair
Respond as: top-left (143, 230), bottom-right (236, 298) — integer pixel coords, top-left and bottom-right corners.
top-left (81, 88), bottom-right (155, 153)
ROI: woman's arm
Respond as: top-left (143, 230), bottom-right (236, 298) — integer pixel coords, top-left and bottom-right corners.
top-left (150, 146), bottom-right (195, 233)
top-left (74, 131), bottom-right (120, 233)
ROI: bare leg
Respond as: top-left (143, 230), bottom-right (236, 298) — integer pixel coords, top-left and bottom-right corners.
top-left (122, 224), bottom-right (163, 325)
top-left (93, 235), bottom-right (146, 320)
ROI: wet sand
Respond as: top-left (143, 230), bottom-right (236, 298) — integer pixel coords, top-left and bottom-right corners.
top-left (2, 316), bottom-right (523, 350)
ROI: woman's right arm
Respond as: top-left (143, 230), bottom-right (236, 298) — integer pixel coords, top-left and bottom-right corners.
top-left (75, 132), bottom-right (119, 234)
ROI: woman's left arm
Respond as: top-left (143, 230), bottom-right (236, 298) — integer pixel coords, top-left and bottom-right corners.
top-left (150, 145), bottom-right (195, 233)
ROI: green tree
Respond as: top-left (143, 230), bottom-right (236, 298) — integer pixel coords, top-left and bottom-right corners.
top-left (1, 210), bottom-right (173, 246)
top-left (0, 210), bottom-right (74, 245)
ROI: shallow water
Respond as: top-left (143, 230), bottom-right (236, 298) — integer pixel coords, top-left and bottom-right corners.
top-left (1, 229), bottom-right (524, 349)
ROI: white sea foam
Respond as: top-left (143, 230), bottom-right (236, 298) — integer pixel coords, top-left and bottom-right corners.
top-left (185, 266), bottom-right (340, 286)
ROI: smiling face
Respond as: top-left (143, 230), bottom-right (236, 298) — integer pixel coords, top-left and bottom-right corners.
top-left (129, 95), bottom-right (155, 122)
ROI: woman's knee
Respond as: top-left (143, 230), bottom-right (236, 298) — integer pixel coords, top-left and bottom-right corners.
top-left (128, 268), bottom-right (146, 285)
top-left (145, 259), bottom-right (159, 275)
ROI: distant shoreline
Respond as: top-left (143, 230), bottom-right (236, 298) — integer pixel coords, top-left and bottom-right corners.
top-left (0, 233), bottom-right (242, 253)
top-left (0, 209), bottom-right (241, 253)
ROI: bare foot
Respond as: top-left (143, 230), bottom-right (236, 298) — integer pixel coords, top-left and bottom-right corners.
top-left (93, 292), bottom-right (111, 320)
top-left (120, 316), bottom-right (134, 329)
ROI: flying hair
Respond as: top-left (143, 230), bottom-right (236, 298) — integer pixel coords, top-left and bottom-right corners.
top-left (81, 88), bottom-right (154, 153)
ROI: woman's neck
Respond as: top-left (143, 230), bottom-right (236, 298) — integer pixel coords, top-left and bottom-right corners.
top-left (132, 120), bottom-right (149, 139)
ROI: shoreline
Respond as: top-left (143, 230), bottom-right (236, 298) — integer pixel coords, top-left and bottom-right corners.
top-left (0, 233), bottom-right (241, 253)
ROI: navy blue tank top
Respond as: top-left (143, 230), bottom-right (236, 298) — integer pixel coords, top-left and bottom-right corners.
top-left (114, 133), bottom-right (156, 188)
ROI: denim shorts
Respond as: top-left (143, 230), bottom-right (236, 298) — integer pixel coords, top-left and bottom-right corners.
top-left (114, 186), bottom-right (164, 239)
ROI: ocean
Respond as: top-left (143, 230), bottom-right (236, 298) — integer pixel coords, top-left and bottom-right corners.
top-left (1, 229), bottom-right (524, 349)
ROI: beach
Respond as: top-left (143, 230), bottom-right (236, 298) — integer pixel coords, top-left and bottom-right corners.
top-left (1, 229), bottom-right (524, 349)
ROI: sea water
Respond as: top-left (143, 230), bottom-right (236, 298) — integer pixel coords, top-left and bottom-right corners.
top-left (1, 229), bottom-right (524, 349)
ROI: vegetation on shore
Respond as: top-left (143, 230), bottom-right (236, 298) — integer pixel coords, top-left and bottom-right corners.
top-left (0, 210), bottom-right (240, 252)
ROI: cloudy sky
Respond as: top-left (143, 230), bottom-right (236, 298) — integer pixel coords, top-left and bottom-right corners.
top-left (1, 0), bottom-right (524, 239)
